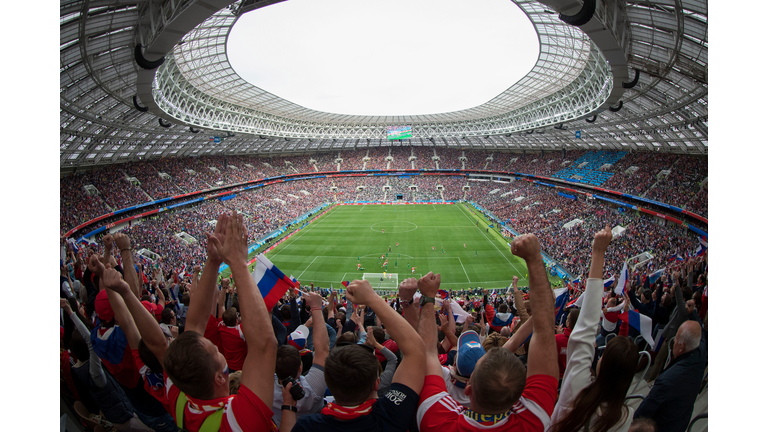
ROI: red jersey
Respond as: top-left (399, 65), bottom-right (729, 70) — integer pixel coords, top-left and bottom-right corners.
top-left (417, 374), bottom-right (557, 432)
top-left (217, 320), bottom-right (248, 371)
top-left (374, 339), bottom-right (399, 363)
top-left (131, 349), bottom-right (171, 413)
top-left (164, 372), bottom-right (276, 432)
top-left (555, 328), bottom-right (572, 379)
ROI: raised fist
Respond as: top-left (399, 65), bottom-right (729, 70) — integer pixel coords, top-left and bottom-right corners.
top-left (113, 233), bottom-right (131, 251)
top-left (102, 234), bottom-right (114, 250)
top-left (510, 234), bottom-right (541, 262)
top-left (592, 225), bottom-right (613, 255)
top-left (398, 278), bottom-right (418, 302)
top-left (417, 272), bottom-right (441, 298)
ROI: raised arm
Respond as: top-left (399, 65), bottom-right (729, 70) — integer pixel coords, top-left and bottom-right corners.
top-left (304, 292), bottom-right (328, 367)
top-left (100, 262), bottom-right (169, 362)
top-left (62, 298), bottom-right (107, 388)
top-left (415, 275), bottom-right (444, 378)
top-left (503, 317), bottom-right (532, 353)
top-left (558, 227), bottom-right (612, 404)
top-left (187, 213), bottom-right (227, 335)
top-left (113, 233), bottom-right (141, 299)
top-left (511, 235), bottom-right (558, 379)
top-left (207, 211), bottom-right (277, 406)
top-left (398, 280), bottom-right (419, 330)
top-left (346, 278), bottom-right (426, 394)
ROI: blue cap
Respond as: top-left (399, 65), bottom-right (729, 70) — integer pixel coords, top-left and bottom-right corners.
top-left (456, 331), bottom-right (486, 377)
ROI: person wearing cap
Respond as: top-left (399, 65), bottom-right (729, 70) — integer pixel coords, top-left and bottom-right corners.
top-left (271, 291), bottom-right (329, 428)
top-left (417, 234), bottom-right (559, 432)
top-left (439, 330), bottom-right (486, 408)
top-left (89, 254), bottom-right (180, 432)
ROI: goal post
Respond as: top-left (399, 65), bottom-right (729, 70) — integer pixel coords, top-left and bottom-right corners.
top-left (362, 272), bottom-right (399, 292)
top-left (627, 252), bottom-right (654, 272)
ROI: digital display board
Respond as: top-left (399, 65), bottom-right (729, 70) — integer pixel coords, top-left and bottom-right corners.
top-left (386, 126), bottom-right (412, 140)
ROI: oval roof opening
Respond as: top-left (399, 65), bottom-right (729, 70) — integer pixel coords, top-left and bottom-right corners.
top-left (227, 0), bottom-right (539, 116)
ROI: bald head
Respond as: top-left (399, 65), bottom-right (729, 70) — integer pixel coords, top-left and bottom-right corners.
top-left (500, 326), bottom-right (510, 337)
top-left (673, 320), bottom-right (701, 359)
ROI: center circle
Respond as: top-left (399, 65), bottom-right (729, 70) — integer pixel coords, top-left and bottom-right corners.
top-left (370, 221), bottom-right (418, 233)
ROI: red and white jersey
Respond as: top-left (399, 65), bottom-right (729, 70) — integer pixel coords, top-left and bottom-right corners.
top-left (164, 372), bottom-right (276, 432)
top-left (217, 321), bottom-right (248, 371)
top-left (417, 374), bottom-right (557, 432)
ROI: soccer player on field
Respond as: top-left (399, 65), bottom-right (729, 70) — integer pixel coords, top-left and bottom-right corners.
top-left (412, 267), bottom-right (416, 274)
top-left (396, 242), bottom-right (399, 247)
top-left (382, 229), bottom-right (385, 234)
top-left (432, 246), bottom-right (435, 251)
top-left (357, 263), bottom-right (361, 271)
top-left (464, 243), bottom-right (466, 249)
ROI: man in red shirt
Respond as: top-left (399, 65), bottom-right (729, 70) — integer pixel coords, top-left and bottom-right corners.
top-left (103, 211), bottom-right (278, 432)
top-left (417, 234), bottom-right (559, 432)
top-left (217, 306), bottom-right (248, 372)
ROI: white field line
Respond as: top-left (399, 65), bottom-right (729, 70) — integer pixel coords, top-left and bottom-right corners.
top-left (457, 257), bottom-right (471, 283)
top-left (268, 206), bottom-right (338, 258)
top-left (297, 256), bottom-right (319, 279)
top-left (455, 205), bottom-right (525, 275)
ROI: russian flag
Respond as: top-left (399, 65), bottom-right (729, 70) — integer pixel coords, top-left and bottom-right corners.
top-left (603, 275), bottom-right (615, 288)
top-left (676, 254), bottom-right (685, 262)
top-left (694, 244), bottom-right (705, 257)
top-left (648, 268), bottom-right (665, 285)
top-left (566, 294), bottom-right (583, 309)
top-left (553, 287), bottom-right (570, 325)
top-left (627, 310), bottom-right (655, 349)
top-left (450, 301), bottom-right (471, 324)
top-left (667, 252), bottom-right (677, 262)
top-left (251, 254), bottom-right (299, 309)
top-left (571, 276), bottom-right (581, 285)
top-left (438, 289), bottom-right (449, 299)
top-left (614, 261), bottom-right (629, 295)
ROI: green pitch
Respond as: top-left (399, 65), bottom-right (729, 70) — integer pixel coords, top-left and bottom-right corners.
top-left (244, 203), bottom-right (556, 290)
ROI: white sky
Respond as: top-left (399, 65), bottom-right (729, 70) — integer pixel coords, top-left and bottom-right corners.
top-left (227, 0), bottom-right (539, 116)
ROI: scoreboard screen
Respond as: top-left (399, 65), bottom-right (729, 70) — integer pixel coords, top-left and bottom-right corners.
top-left (386, 126), bottom-right (412, 140)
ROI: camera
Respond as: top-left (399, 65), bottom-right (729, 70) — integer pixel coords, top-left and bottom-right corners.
top-left (281, 376), bottom-right (305, 401)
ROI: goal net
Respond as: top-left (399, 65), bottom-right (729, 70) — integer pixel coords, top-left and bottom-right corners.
top-left (363, 272), bottom-right (399, 291)
top-left (627, 252), bottom-right (654, 272)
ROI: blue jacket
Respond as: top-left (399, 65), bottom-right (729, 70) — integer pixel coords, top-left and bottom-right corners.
top-left (634, 329), bottom-right (707, 432)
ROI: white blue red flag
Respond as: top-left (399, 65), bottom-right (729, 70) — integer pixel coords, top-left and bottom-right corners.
top-left (628, 310), bottom-right (655, 349)
top-left (603, 274), bottom-right (615, 288)
top-left (648, 268), bottom-right (665, 285)
top-left (553, 287), bottom-right (570, 325)
top-left (614, 261), bottom-right (629, 295)
top-left (252, 254), bottom-right (299, 309)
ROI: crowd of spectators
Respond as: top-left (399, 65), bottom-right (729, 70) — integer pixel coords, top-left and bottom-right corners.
top-left (60, 216), bottom-right (707, 432)
top-left (644, 156), bottom-right (708, 213)
top-left (61, 150), bottom-right (708, 238)
top-left (410, 146), bottom-right (435, 170)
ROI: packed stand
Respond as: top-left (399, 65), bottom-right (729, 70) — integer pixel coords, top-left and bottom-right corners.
top-left (602, 152), bottom-right (676, 196)
top-left (410, 146), bottom-right (435, 170)
top-left (436, 148), bottom-right (464, 169)
top-left (365, 147), bottom-right (389, 170)
top-left (464, 149), bottom-right (489, 170)
top-left (644, 156), bottom-right (708, 214)
top-left (60, 216), bottom-right (707, 432)
top-left (311, 153), bottom-right (338, 172)
top-left (439, 176), bottom-right (467, 201)
top-left (60, 172), bottom-right (113, 234)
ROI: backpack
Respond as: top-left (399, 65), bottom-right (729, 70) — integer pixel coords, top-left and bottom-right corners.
top-left (175, 392), bottom-right (224, 432)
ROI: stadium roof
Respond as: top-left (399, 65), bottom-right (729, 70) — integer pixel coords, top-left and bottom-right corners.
top-left (60, 0), bottom-right (708, 169)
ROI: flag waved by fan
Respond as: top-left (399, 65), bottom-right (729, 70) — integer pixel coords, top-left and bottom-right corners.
top-left (252, 253), bottom-right (299, 309)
